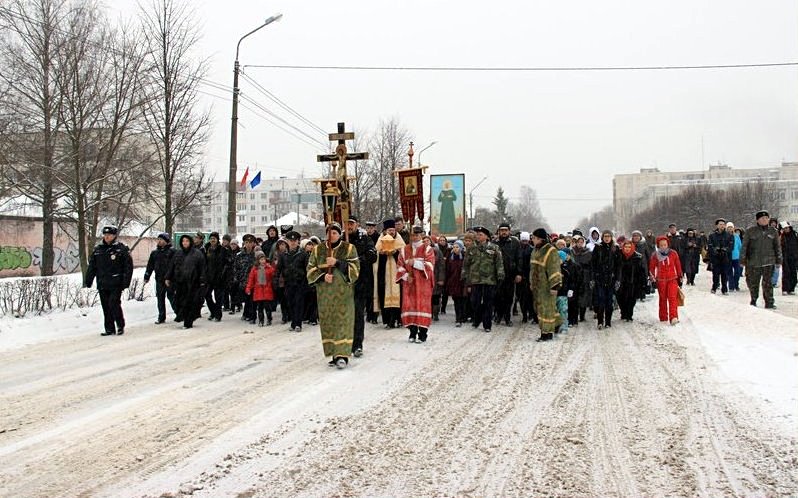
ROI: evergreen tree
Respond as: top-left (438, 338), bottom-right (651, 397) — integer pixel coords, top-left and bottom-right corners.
top-left (493, 187), bottom-right (513, 226)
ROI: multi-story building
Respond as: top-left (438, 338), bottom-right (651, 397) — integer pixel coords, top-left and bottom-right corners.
top-left (613, 162), bottom-right (798, 233)
top-left (198, 176), bottom-right (324, 236)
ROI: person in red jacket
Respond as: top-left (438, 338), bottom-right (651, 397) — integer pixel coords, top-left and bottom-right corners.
top-left (649, 236), bottom-right (683, 325)
top-left (245, 253), bottom-right (276, 326)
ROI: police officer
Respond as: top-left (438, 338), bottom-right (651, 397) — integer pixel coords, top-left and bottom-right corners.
top-left (85, 226), bottom-right (133, 336)
top-left (741, 210), bottom-right (783, 308)
top-left (144, 232), bottom-right (176, 324)
top-left (276, 230), bottom-right (309, 332)
top-left (347, 216), bottom-right (377, 356)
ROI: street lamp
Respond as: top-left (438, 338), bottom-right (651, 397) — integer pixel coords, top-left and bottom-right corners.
top-left (227, 14), bottom-right (283, 236)
top-left (469, 175), bottom-right (488, 225)
top-left (417, 140), bottom-right (438, 167)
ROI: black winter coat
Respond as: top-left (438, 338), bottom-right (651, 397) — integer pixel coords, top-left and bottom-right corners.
top-left (519, 244), bottom-right (532, 282)
top-left (233, 250), bottom-right (256, 286)
top-left (167, 247), bottom-right (206, 288)
top-left (707, 230), bottom-right (734, 265)
top-left (571, 246), bottom-right (593, 308)
top-left (782, 230), bottom-right (798, 264)
top-left (591, 242), bottom-right (620, 287)
top-left (144, 244), bottom-right (175, 283)
top-left (349, 229), bottom-right (377, 296)
top-left (204, 243), bottom-right (231, 287)
top-left (496, 236), bottom-right (522, 278)
top-left (617, 252), bottom-right (647, 300)
top-left (277, 247), bottom-right (310, 288)
top-left (85, 240), bottom-right (133, 290)
top-left (557, 259), bottom-right (582, 297)
top-left (682, 236), bottom-right (702, 276)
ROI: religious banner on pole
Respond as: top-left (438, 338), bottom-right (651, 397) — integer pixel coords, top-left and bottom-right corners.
top-left (398, 167), bottom-right (425, 224)
top-left (430, 174), bottom-right (466, 236)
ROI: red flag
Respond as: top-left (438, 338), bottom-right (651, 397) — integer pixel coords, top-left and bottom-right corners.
top-left (239, 167), bottom-right (249, 190)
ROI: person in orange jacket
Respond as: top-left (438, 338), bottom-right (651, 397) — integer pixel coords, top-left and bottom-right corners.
top-left (245, 253), bottom-right (276, 326)
top-left (649, 236), bottom-right (683, 325)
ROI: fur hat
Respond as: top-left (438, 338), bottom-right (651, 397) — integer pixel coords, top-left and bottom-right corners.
top-left (382, 219), bottom-right (396, 230)
top-left (755, 210), bottom-right (769, 219)
top-left (157, 232), bottom-right (171, 243)
top-left (519, 231), bottom-right (530, 241)
top-left (209, 231), bottom-right (220, 240)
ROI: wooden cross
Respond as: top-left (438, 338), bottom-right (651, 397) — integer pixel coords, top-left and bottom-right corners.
top-left (316, 122), bottom-right (369, 229)
top-left (317, 122), bottom-right (369, 171)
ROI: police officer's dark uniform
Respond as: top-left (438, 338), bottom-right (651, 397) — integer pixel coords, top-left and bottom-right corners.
top-left (347, 216), bottom-right (377, 356)
top-left (85, 226), bottom-right (133, 335)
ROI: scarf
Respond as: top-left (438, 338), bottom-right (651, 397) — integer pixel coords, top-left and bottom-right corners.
top-left (622, 246), bottom-right (635, 259)
top-left (656, 247), bottom-right (670, 263)
top-left (257, 265), bottom-right (268, 284)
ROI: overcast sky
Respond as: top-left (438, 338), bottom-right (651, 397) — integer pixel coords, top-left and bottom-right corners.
top-left (111, 0), bottom-right (797, 231)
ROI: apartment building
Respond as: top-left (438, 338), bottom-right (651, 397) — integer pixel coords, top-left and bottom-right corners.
top-left (613, 162), bottom-right (798, 233)
top-left (197, 176), bottom-right (323, 236)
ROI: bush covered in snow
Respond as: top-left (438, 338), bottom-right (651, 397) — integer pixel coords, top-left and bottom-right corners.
top-left (0, 274), bottom-right (150, 317)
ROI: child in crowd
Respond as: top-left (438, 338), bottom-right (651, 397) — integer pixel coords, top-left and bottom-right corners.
top-left (649, 236), bottom-right (683, 325)
top-left (245, 253), bottom-right (276, 327)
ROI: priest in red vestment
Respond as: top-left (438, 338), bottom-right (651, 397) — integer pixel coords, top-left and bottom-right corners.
top-left (396, 226), bottom-right (436, 343)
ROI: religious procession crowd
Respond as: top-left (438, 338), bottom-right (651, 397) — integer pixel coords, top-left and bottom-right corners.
top-left (83, 209), bottom-right (794, 368)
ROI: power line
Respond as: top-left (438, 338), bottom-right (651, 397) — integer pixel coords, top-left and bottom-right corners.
top-left (245, 62), bottom-right (798, 72)
top-left (238, 92), bottom-right (328, 148)
top-left (240, 72), bottom-right (328, 136)
top-left (239, 101), bottom-right (328, 152)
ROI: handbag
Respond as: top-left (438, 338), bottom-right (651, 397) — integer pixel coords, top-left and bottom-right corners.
top-left (677, 288), bottom-right (685, 307)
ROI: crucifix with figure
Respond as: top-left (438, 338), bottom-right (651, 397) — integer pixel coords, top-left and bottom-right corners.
top-left (316, 122), bottom-right (369, 229)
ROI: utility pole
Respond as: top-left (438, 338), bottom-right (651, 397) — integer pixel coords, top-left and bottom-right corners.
top-left (227, 14), bottom-right (282, 236)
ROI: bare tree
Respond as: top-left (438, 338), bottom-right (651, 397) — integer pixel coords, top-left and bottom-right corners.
top-left (0, 0), bottom-right (70, 275)
top-left (628, 181), bottom-right (769, 234)
top-left (576, 205), bottom-right (616, 233)
top-left (508, 185), bottom-right (548, 231)
top-left (53, 5), bottom-right (150, 275)
top-left (368, 117), bottom-right (412, 223)
top-left (139, 0), bottom-right (211, 234)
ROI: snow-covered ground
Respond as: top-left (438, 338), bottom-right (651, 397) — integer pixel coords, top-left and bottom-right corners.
top-left (0, 270), bottom-right (796, 497)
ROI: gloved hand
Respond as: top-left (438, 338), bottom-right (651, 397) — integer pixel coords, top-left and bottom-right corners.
top-left (589, 280), bottom-right (595, 290)
top-left (567, 290), bottom-right (574, 298)
top-left (614, 281), bottom-right (621, 291)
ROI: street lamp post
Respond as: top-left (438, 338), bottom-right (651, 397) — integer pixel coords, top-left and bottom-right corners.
top-left (469, 175), bottom-right (488, 225)
top-left (416, 140), bottom-right (438, 167)
top-left (227, 14), bottom-right (283, 236)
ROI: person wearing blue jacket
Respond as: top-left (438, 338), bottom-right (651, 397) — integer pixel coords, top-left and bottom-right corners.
top-left (726, 222), bottom-right (743, 291)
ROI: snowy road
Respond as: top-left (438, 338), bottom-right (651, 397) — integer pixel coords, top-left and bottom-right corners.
top-left (1, 273), bottom-right (797, 497)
